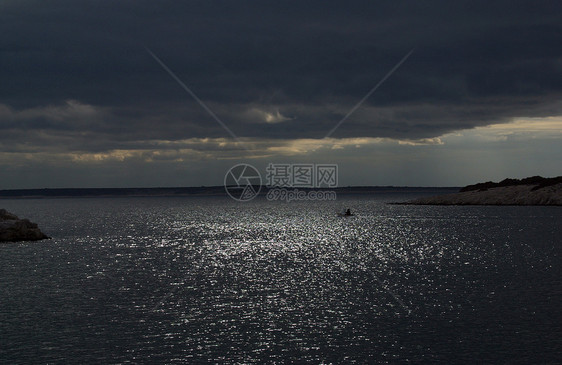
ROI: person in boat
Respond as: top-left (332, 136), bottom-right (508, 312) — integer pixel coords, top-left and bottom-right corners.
top-left (345, 208), bottom-right (351, 216)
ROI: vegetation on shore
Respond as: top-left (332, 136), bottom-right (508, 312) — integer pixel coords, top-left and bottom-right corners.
top-left (460, 176), bottom-right (562, 193)
top-left (402, 176), bottom-right (562, 206)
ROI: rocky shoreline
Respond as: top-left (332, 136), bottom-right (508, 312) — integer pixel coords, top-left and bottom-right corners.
top-left (399, 176), bottom-right (562, 206)
top-left (0, 209), bottom-right (50, 243)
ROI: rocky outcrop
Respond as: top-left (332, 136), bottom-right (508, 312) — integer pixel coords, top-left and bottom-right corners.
top-left (0, 209), bottom-right (50, 242)
top-left (401, 178), bottom-right (562, 206)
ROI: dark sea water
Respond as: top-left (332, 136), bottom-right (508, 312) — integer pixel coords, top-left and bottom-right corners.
top-left (1, 194), bottom-right (561, 363)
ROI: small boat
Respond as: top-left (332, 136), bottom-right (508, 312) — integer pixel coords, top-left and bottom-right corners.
top-left (338, 209), bottom-right (354, 217)
top-left (337, 213), bottom-right (354, 217)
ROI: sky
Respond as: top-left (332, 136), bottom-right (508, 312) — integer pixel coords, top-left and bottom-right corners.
top-left (0, 0), bottom-right (561, 188)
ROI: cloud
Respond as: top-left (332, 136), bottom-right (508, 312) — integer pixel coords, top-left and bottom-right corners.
top-left (439, 116), bottom-right (562, 145)
top-left (246, 108), bottom-right (294, 124)
top-left (1, 1), bottom-right (560, 142)
top-left (0, 1), bottom-right (561, 188)
top-left (0, 100), bottom-right (105, 130)
top-left (397, 138), bottom-right (443, 146)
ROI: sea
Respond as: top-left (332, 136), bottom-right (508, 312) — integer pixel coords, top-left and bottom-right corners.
top-left (1, 193), bottom-right (561, 363)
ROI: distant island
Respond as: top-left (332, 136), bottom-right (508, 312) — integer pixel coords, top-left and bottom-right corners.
top-left (400, 176), bottom-right (562, 206)
top-left (0, 209), bottom-right (50, 243)
top-left (0, 186), bottom-right (455, 199)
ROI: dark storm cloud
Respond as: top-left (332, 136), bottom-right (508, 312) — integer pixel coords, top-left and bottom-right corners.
top-left (1, 0), bottom-right (561, 151)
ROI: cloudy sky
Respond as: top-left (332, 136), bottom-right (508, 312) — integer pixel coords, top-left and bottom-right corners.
top-left (1, 0), bottom-right (561, 188)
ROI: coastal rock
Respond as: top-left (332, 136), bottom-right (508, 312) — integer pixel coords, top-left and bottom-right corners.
top-left (0, 209), bottom-right (50, 242)
top-left (402, 180), bottom-right (562, 206)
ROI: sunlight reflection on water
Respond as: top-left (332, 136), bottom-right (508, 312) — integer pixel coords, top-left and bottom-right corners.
top-left (0, 197), bottom-right (560, 363)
